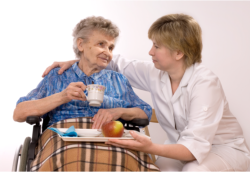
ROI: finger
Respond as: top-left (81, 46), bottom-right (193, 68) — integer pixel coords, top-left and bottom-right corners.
top-left (82, 94), bottom-right (87, 101)
top-left (71, 91), bottom-right (82, 98)
top-left (68, 85), bottom-right (86, 100)
top-left (93, 112), bottom-right (105, 129)
top-left (106, 139), bottom-right (134, 148)
top-left (71, 82), bottom-right (86, 90)
top-left (72, 91), bottom-right (87, 101)
top-left (42, 66), bottom-right (53, 77)
top-left (42, 71), bottom-right (46, 78)
top-left (66, 90), bottom-right (84, 100)
top-left (107, 139), bottom-right (130, 144)
top-left (58, 65), bottom-right (69, 75)
top-left (78, 90), bottom-right (87, 100)
top-left (68, 94), bottom-right (85, 101)
top-left (130, 131), bottom-right (150, 143)
top-left (42, 62), bottom-right (60, 77)
top-left (109, 134), bottom-right (143, 146)
top-left (92, 114), bottom-right (99, 122)
top-left (98, 115), bottom-right (109, 129)
top-left (81, 84), bottom-right (87, 91)
top-left (69, 82), bottom-right (86, 91)
top-left (92, 120), bottom-right (99, 129)
top-left (97, 110), bottom-right (113, 129)
top-left (92, 113), bottom-right (100, 129)
top-left (73, 97), bottom-right (85, 101)
top-left (93, 111), bottom-right (101, 129)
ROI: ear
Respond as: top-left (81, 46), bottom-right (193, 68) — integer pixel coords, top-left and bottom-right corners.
top-left (77, 38), bottom-right (84, 52)
top-left (175, 50), bottom-right (184, 61)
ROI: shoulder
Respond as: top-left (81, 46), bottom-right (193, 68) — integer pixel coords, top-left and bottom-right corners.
top-left (103, 69), bottom-right (129, 83)
top-left (193, 63), bottom-right (219, 81)
top-left (186, 63), bottom-right (225, 108)
top-left (45, 66), bottom-right (74, 80)
top-left (46, 68), bottom-right (60, 77)
top-left (188, 63), bottom-right (222, 91)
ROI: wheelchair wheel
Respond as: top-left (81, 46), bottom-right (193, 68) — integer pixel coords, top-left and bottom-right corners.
top-left (19, 137), bottom-right (31, 171)
top-left (12, 145), bottom-right (22, 171)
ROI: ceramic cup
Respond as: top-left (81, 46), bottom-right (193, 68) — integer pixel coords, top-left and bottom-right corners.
top-left (84, 84), bottom-right (106, 107)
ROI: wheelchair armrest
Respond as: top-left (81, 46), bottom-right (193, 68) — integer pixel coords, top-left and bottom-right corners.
top-left (123, 118), bottom-right (149, 132)
top-left (26, 116), bottom-right (41, 125)
top-left (129, 118), bottom-right (149, 127)
top-left (26, 116), bottom-right (42, 171)
top-left (26, 116), bottom-right (41, 141)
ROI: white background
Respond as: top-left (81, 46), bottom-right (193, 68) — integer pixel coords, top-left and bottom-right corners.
top-left (0, 1), bottom-right (250, 171)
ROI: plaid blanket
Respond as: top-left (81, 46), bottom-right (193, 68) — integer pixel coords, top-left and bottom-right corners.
top-left (30, 117), bottom-right (159, 171)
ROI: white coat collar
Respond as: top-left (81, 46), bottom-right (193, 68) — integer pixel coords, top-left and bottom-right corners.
top-left (159, 65), bottom-right (194, 128)
top-left (160, 72), bottom-right (174, 128)
top-left (160, 64), bottom-right (194, 91)
top-left (171, 64), bottom-right (194, 102)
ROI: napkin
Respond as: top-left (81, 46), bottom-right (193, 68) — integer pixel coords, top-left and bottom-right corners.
top-left (48, 126), bottom-right (78, 137)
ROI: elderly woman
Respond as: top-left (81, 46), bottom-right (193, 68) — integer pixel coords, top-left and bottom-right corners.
top-left (44, 14), bottom-right (250, 171)
top-left (13, 16), bottom-right (158, 171)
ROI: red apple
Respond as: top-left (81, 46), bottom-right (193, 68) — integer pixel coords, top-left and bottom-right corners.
top-left (101, 121), bottom-right (124, 137)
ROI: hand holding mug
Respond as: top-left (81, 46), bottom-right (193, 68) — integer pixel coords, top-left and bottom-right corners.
top-left (61, 82), bottom-right (87, 103)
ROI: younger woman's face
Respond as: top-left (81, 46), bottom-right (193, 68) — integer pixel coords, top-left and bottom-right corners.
top-left (149, 40), bottom-right (177, 72)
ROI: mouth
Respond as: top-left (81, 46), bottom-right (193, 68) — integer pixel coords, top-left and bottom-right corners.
top-left (99, 57), bottom-right (109, 63)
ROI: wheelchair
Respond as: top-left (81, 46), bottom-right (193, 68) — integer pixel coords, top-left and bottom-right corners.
top-left (12, 115), bottom-right (150, 171)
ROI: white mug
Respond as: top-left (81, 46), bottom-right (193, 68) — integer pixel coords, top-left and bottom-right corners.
top-left (84, 84), bottom-right (106, 107)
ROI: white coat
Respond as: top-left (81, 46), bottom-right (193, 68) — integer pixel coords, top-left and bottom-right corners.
top-left (108, 54), bottom-right (250, 168)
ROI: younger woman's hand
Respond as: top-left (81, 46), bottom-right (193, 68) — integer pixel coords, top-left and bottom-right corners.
top-left (105, 130), bottom-right (154, 153)
top-left (42, 60), bottom-right (79, 77)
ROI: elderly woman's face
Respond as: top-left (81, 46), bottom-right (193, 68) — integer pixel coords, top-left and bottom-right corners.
top-left (78, 31), bottom-right (115, 70)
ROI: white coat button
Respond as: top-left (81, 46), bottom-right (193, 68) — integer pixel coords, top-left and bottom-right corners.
top-left (203, 107), bottom-right (208, 112)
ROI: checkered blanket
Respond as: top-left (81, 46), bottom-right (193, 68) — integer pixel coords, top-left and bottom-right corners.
top-left (30, 117), bottom-right (159, 171)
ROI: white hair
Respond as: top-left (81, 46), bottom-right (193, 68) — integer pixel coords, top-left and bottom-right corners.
top-left (72, 16), bottom-right (119, 58)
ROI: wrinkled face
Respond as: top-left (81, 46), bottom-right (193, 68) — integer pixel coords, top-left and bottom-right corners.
top-left (78, 31), bottom-right (115, 70)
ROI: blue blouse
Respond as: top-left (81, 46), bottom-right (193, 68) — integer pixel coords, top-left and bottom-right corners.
top-left (17, 62), bottom-right (152, 126)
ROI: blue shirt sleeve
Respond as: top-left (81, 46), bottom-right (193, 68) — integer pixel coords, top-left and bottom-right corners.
top-left (123, 76), bottom-right (152, 121)
top-left (16, 76), bottom-right (48, 105)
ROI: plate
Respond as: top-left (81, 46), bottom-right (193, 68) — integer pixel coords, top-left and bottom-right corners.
top-left (76, 129), bottom-right (102, 137)
top-left (57, 128), bottom-right (150, 142)
top-left (57, 128), bottom-right (102, 137)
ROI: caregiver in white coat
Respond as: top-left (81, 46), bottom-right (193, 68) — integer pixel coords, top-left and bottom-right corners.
top-left (42, 14), bottom-right (250, 171)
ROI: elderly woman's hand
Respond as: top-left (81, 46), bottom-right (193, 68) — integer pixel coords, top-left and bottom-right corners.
top-left (42, 60), bottom-right (78, 77)
top-left (60, 82), bottom-right (87, 103)
top-left (92, 108), bottom-right (123, 129)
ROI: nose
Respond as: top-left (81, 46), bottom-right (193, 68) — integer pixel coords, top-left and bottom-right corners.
top-left (103, 47), bottom-right (113, 59)
top-left (149, 46), bottom-right (154, 56)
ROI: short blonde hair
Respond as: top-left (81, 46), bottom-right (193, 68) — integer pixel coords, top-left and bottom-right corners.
top-left (148, 14), bottom-right (202, 67)
top-left (72, 16), bottom-right (119, 58)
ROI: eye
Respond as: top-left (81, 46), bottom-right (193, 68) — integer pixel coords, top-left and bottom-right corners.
top-left (99, 42), bottom-right (104, 46)
top-left (153, 43), bottom-right (159, 49)
top-left (109, 47), bottom-right (114, 51)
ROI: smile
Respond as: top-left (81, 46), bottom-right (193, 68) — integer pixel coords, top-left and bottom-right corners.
top-left (99, 57), bottom-right (108, 62)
